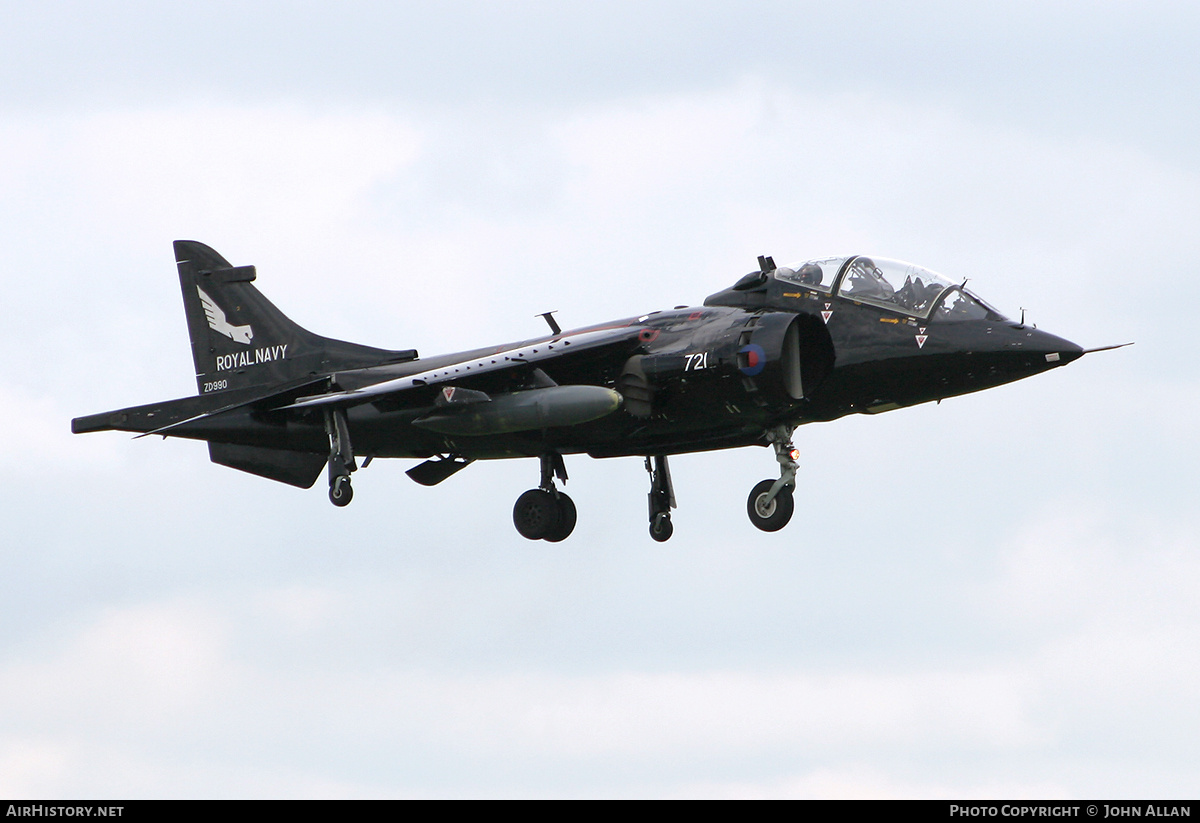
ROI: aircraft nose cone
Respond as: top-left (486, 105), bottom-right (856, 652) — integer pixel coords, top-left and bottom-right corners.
top-left (1026, 327), bottom-right (1084, 367)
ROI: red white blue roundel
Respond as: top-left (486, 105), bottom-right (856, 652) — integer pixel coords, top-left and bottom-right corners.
top-left (738, 343), bottom-right (766, 376)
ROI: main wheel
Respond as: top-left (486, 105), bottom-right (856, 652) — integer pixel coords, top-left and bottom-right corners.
top-left (543, 493), bottom-right (577, 543)
top-left (649, 511), bottom-right (673, 542)
top-left (513, 489), bottom-right (561, 540)
top-left (746, 479), bottom-right (794, 532)
top-left (329, 476), bottom-right (353, 507)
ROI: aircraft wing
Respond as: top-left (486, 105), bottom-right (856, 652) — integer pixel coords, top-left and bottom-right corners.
top-left (103, 324), bottom-right (644, 440)
top-left (283, 325), bottom-right (644, 412)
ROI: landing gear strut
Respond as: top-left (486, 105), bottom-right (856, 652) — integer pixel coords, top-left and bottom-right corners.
top-left (746, 425), bottom-right (797, 532)
top-left (325, 407), bottom-right (357, 507)
top-left (646, 454), bottom-right (676, 542)
top-left (513, 453), bottom-right (577, 541)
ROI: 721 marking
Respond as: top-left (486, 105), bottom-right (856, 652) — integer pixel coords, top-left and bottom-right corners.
top-left (685, 352), bottom-right (711, 371)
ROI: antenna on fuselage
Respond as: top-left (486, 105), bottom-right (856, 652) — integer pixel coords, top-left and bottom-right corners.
top-left (538, 311), bottom-right (562, 335)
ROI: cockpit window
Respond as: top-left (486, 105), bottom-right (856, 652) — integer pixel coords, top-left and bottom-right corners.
top-left (836, 256), bottom-right (956, 318)
top-left (935, 288), bottom-right (1007, 322)
top-left (935, 289), bottom-right (988, 321)
top-left (775, 257), bottom-right (846, 293)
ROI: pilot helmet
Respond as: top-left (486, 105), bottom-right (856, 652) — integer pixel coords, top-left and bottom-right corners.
top-left (798, 263), bottom-right (823, 286)
top-left (852, 257), bottom-right (880, 277)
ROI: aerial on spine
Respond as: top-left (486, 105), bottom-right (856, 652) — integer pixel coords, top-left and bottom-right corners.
top-left (73, 242), bottom-right (1122, 542)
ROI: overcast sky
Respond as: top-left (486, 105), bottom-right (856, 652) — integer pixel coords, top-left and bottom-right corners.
top-left (1, 1), bottom-right (1196, 798)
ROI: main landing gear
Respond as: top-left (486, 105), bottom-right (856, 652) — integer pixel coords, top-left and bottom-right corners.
top-left (325, 407), bottom-right (357, 507)
top-left (646, 454), bottom-right (676, 542)
top-left (746, 425), bottom-right (797, 532)
top-left (513, 453), bottom-right (577, 542)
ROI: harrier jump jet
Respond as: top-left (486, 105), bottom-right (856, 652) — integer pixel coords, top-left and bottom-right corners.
top-left (73, 241), bottom-right (1105, 542)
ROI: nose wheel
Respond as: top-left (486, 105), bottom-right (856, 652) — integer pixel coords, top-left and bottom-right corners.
top-left (513, 453), bottom-right (577, 542)
top-left (746, 479), bottom-right (792, 531)
top-left (746, 426), bottom-right (798, 532)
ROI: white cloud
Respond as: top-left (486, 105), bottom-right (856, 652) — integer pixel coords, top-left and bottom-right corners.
top-left (0, 738), bottom-right (73, 798)
top-left (0, 601), bottom-right (231, 731)
top-left (0, 595), bottom-right (1040, 796)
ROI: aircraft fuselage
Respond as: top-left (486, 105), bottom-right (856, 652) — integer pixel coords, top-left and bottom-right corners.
top-left (72, 243), bottom-right (1088, 541)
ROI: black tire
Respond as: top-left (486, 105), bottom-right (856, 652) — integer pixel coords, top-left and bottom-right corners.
top-left (746, 479), bottom-right (793, 532)
top-left (329, 476), bottom-right (353, 507)
top-left (513, 489), bottom-right (561, 540)
top-left (543, 493), bottom-right (577, 542)
top-left (649, 511), bottom-right (673, 542)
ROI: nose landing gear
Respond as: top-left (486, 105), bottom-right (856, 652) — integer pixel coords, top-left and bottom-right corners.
top-left (746, 426), bottom-right (797, 532)
top-left (513, 453), bottom-right (577, 541)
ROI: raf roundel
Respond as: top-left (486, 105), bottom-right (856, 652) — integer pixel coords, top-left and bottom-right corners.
top-left (738, 343), bottom-right (767, 376)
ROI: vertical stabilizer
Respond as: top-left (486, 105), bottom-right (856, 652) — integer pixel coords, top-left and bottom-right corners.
top-left (174, 240), bottom-right (415, 394)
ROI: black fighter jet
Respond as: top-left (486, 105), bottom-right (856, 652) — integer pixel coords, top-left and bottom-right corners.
top-left (73, 241), bottom-right (1105, 542)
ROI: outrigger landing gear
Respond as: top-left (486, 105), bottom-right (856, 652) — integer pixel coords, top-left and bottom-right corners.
top-left (646, 454), bottom-right (676, 542)
top-left (513, 453), bottom-right (577, 542)
top-left (746, 425), bottom-right (797, 532)
top-left (325, 407), bottom-right (357, 507)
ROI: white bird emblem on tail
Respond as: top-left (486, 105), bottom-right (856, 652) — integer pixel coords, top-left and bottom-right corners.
top-left (197, 286), bottom-right (253, 344)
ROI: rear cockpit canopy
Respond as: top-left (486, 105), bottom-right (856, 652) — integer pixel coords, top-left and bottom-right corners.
top-left (775, 255), bottom-right (1006, 322)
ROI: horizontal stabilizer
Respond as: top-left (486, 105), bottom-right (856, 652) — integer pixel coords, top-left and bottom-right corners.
top-left (406, 456), bottom-right (474, 486)
top-left (71, 377), bottom-right (331, 437)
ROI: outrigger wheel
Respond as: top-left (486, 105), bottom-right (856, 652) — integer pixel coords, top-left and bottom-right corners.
top-left (646, 454), bottom-right (676, 542)
top-left (325, 406), bottom-right (356, 508)
top-left (329, 475), bottom-right (353, 507)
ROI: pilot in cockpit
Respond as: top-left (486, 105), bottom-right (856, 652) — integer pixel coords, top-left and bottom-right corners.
top-left (842, 257), bottom-right (894, 301)
top-left (895, 275), bottom-right (942, 313)
top-left (797, 262), bottom-right (823, 287)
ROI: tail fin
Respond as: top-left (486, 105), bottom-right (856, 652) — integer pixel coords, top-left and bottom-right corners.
top-left (175, 240), bottom-right (416, 394)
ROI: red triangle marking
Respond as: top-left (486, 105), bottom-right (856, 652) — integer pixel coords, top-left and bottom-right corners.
top-left (915, 335), bottom-right (928, 349)
top-left (821, 311), bottom-right (833, 323)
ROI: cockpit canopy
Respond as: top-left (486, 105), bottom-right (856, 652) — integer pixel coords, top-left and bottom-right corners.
top-left (775, 255), bottom-right (1006, 322)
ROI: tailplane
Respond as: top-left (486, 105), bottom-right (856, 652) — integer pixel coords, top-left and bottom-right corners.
top-left (175, 240), bottom-right (416, 394)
